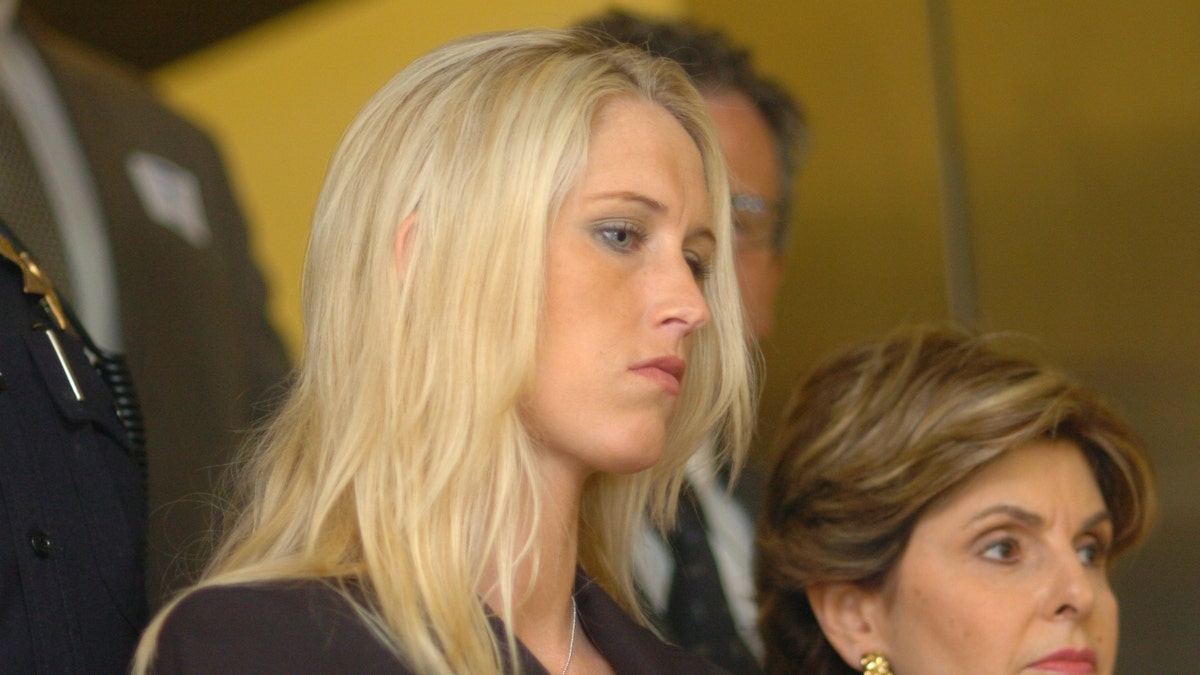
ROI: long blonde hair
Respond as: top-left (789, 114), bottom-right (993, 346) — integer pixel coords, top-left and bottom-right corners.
top-left (135, 29), bottom-right (753, 674)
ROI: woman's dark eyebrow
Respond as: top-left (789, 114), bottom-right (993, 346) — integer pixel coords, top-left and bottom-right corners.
top-left (1079, 510), bottom-right (1113, 535)
top-left (968, 504), bottom-right (1043, 528)
top-left (968, 504), bottom-right (1113, 536)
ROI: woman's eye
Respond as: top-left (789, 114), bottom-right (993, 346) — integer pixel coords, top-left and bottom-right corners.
top-left (596, 222), bottom-right (642, 251)
top-left (1077, 538), bottom-right (1109, 568)
top-left (981, 537), bottom-right (1021, 563)
top-left (685, 253), bottom-right (712, 281)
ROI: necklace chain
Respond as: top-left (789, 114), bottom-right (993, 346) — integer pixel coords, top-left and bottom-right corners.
top-left (560, 595), bottom-right (578, 675)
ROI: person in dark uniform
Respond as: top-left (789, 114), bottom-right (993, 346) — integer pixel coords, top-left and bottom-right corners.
top-left (0, 220), bottom-right (146, 673)
top-left (0, 0), bottom-right (291, 606)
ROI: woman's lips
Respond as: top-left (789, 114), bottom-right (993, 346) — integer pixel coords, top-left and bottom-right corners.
top-left (631, 356), bottom-right (686, 396)
top-left (1027, 648), bottom-right (1097, 674)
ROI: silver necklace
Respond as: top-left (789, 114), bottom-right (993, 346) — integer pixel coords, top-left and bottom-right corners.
top-left (560, 595), bottom-right (578, 675)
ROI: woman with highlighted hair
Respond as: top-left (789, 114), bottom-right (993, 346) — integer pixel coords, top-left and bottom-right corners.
top-left (756, 325), bottom-right (1155, 675)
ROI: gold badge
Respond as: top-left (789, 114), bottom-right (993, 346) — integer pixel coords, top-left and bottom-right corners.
top-left (0, 233), bottom-right (69, 331)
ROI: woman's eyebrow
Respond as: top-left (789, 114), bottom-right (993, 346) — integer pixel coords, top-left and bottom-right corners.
top-left (685, 228), bottom-right (716, 247)
top-left (967, 503), bottom-right (1044, 528)
top-left (1078, 510), bottom-right (1113, 535)
top-left (587, 190), bottom-right (667, 212)
top-left (967, 504), bottom-right (1113, 538)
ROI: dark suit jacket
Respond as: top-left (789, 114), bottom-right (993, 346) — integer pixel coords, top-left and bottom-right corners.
top-left (0, 232), bottom-right (147, 674)
top-left (153, 570), bottom-right (733, 674)
top-left (18, 14), bottom-right (292, 605)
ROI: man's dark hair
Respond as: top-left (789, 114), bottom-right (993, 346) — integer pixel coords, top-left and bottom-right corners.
top-left (576, 9), bottom-right (807, 251)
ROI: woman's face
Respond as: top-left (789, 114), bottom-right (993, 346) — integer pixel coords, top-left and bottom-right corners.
top-left (525, 96), bottom-right (714, 479)
top-left (869, 440), bottom-right (1118, 674)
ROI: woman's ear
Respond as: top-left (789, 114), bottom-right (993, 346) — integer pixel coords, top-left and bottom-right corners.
top-left (393, 213), bottom-right (417, 272)
top-left (806, 582), bottom-right (889, 670)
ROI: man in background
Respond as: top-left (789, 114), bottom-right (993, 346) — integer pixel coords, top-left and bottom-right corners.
top-left (1, 0), bottom-right (289, 638)
top-left (577, 10), bottom-right (807, 673)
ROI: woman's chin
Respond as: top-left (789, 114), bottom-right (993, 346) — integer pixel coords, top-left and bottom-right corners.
top-left (590, 441), bottom-right (666, 476)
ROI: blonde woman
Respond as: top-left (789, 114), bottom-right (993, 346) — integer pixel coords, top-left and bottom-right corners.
top-left (133, 29), bottom-right (753, 675)
top-left (756, 325), bottom-right (1155, 675)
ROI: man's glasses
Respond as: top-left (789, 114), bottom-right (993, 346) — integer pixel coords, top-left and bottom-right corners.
top-left (731, 194), bottom-right (781, 252)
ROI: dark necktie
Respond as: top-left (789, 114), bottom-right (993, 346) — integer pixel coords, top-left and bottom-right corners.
top-left (666, 482), bottom-right (761, 673)
top-left (0, 88), bottom-right (73, 301)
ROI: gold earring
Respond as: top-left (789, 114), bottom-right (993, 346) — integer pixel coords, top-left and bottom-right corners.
top-left (860, 652), bottom-right (893, 675)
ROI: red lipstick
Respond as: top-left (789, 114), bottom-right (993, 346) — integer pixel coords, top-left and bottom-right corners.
top-left (1027, 648), bottom-right (1097, 674)
top-left (631, 356), bottom-right (686, 396)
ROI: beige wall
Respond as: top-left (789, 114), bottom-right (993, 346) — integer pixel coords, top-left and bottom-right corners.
top-left (687, 1), bottom-right (952, 448)
top-left (152, 0), bottom-right (1198, 669)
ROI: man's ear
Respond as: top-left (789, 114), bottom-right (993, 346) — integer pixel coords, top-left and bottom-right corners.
top-left (806, 581), bottom-right (888, 670)
top-left (393, 213), bottom-right (417, 272)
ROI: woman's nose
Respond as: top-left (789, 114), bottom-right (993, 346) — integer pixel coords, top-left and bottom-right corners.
top-left (651, 256), bottom-right (711, 336)
top-left (1046, 551), bottom-right (1098, 621)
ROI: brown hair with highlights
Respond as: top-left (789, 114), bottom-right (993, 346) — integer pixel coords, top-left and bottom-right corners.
top-left (756, 324), bottom-right (1155, 674)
